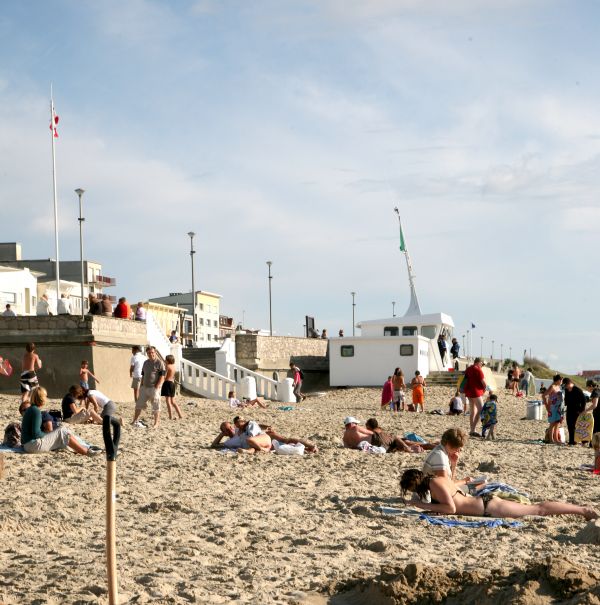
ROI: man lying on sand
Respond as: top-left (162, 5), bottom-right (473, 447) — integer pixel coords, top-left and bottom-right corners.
top-left (342, 417), bottom-right (435, 453)
top-left (211, 416), bottom-right (318, 453)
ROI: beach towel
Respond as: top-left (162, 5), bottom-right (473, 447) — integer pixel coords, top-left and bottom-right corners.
top-left (0, 357), bottom-right (13, 377)
top-left (277, 406), bottom-right (295, 411)
top-left (378, 506), bottom-right (523, 528)
top-left (0, 444), bottom-right (25, 453)
top-left (403, 432), bottom-right (426, 443)
top-left (357, 440), bottom-right (386, 454)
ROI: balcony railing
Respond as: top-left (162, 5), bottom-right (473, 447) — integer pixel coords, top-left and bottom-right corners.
top-left (90, 275), bottom-right (117, 286)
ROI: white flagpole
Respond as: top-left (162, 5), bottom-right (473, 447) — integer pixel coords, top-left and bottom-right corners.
top-left (50, 85), bottom-right (61, 312)
top-left (393, 207), bottom-right (422, 317)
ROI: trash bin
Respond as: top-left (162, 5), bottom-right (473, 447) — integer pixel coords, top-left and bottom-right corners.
top-left (526, 400), bottom-right (543, 421)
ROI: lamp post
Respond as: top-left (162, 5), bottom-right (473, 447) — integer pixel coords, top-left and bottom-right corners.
top-left (187, 232), bottom-right (196, 346)
top-left (462, 334), bottom-right (465, 354)
top-left (509, 346), bottom-right (512, 360)
top-left (491, 340), bottom-right (495, 361)
top-left (392, 301), bottom-right (396, 317)
top-left (266, 261), bottom-right (273, 336)
top-left (500, 344), bottom-right (503, 366)
top-left (75, 188), bottom-right (85, 318)
top-left (480, 336), bottom-right (483, 358)
top-left (351, 292), bottom-right (356, 337)
top-left (466, 329), bottom-right (470, 359)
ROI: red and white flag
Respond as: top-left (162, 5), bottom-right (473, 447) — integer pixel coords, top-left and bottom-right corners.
top-left (50, 113), bottom-right (59, 138)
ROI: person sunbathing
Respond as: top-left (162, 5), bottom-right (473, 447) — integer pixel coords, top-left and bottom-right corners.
top-left (227, 390), bottom-right (268, 409)
top-left (365, 418), bottom-right (437, 453)
top-left (210, 418), bottom-right (271, 453)
top-left (342, 417), bottom-right (375, 448)
top-left (400, 469), bottom-right (598, 520)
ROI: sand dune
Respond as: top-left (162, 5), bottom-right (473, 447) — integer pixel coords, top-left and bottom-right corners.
top-left (0, 384), bottom-right (598, 604)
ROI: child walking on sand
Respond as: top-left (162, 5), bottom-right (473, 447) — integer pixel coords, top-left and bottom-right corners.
top-left (79, 360), bottom-right (99, 390)
top-left (381, 376), bottom-right (394, 411)
top-left (481, 393), bottom-right (498, 439)
top-left (411, 371), bottom-right (426, 412)
top-left (161, 355), bottom-right (183, 420)
top-left (392, 368), bottom-right (406, 411)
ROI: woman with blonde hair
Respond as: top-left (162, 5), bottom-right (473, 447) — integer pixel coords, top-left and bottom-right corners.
top-left (21, 387), bottom-right (101, 456)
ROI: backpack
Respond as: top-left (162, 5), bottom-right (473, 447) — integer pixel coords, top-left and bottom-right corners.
top-left (3, 422), bottom-right (22, 448)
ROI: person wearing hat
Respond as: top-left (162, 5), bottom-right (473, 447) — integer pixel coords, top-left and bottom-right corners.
top-left (342, 417), bottom-right (375, 448)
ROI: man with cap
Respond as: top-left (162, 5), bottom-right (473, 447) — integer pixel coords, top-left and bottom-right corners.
top-left (342, 417), bottom-right (375, 449)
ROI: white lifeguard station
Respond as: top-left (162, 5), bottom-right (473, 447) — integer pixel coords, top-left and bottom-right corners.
top-left (329, 209), bottom-right (455, 387)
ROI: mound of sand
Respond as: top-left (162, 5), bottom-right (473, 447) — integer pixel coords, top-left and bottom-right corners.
top-left (326, 558), bottom-right (600, 604)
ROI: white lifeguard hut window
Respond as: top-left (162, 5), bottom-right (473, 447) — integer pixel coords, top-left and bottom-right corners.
top-left (384, 326), bottom-right (399, 336)
top-left (421, 325), bottom-right (436, 339)
top-left (402, 326), bottom-right (417, 336)
top-left (341, 345), bottom-right (354, 358)
top-left (400, 344), bottom-right (414, 356)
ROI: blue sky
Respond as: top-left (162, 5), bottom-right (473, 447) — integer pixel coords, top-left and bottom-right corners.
top-left (2, 0), bottom-right (600, 373)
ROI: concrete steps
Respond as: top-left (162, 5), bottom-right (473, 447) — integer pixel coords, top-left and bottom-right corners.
top-left (182, 347), bottom-right (219, 372)
top-left (426, 371), bottom-right (460, 387)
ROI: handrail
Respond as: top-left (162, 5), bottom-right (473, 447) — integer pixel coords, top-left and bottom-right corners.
top-left (225, 360), bottom-right (278, 400)
top-left (180, 358), bottom-right (235, 400)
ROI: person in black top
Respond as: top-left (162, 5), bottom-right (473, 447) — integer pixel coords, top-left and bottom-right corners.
top-left (437, 334), bottom-right (448, 365)
top-left (562, 378), bottom-right (586, 445)
top-left (450, 338), bottom-right (460, 370)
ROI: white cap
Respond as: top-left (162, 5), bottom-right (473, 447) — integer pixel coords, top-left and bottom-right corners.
top-left (344, 416), bottom-right (360, 426)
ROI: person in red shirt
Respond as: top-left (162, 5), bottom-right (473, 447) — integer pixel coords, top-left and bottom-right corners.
top-left (464, 357), bottom-right (486, 437)
top-left (113, 297), bottom-right (132, 319)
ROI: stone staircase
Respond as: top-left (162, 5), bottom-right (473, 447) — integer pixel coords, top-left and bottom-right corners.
top-left (426, 370), bottom-right (460, 388)
top-left (182, 347), bottom-right (219, 372)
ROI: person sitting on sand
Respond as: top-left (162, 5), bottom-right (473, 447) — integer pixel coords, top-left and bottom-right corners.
top-left (227, 390), bottom-right (267, 409)
top-left (78, 388), bottom-right (120, 421)
top-left (448, 391), bottom-right (464, 416)
top-left (342, 416), bottom-right (377, 448)
top-left (21, 386), bottom-right (101, 456)
top-left (62, 385), bottom-right (102, 424)
top-left (364, 418), bottom-right (437, 453)
top-left (400, 469), bottom-right (598, 520)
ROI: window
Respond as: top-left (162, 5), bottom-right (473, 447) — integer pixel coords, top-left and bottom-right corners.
top-left (199, 318), bottom-right (204, 325)
top-left (199, 303), bottom-right (204, 311)
top-left (402, 326), bottom-right (417, 336)
top-left (383, 326), bottom-right (399, 336)
top-left (208, 334), bottom-right (211, 341)
top-left (0, 292), bottom-right (16, 303)
top-left (421, 325), bottom-right (436, 339)
top-left (400, 344), bottom-right (414, 356)
top-left (213, 320), bottom-right (218, 327)
top-left (341, 345), bottom-right (354, 357)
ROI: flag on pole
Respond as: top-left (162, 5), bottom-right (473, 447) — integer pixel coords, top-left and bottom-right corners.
top-left (399, 222), bottom-right (406, 252)
top-left (50, 112), bottom-right (59, 137)
top-left (471, 323), bottom-right (476, 328)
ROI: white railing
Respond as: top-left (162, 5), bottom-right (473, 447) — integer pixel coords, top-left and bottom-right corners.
top-left (224, 361), bottom-right (279, 400)
top-left (180, 357), bottom-right (235, 400)
top-left (145, 311), bottom-right (171, 359)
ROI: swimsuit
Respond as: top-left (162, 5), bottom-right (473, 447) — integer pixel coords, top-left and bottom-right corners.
top-left (431, 489), bottom-right (495, 517)
top-left (20, 370), bottom-right (38, 393)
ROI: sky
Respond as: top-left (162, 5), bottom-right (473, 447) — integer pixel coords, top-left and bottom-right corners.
top-left (1, 0), bottom-right (600, 373)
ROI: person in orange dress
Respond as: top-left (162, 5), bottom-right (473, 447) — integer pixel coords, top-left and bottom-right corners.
top-left (411, 371), bottom-right (426, 412)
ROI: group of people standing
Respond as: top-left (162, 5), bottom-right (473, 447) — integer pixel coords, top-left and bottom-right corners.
top-left (381, 368), bottom-right (427, 413)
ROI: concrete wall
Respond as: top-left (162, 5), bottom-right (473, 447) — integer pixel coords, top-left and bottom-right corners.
top-left (0, 315), bottom-right (147, 401)
top-left (235, 334), bottom-right (329, 389)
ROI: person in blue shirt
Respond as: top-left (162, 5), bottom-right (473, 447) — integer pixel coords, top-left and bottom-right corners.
top-left (21, 386), bottom-right (101, 456)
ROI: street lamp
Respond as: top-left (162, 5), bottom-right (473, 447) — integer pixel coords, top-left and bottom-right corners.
top-left (75, 188), bottom-right (85, 318)
top-left (509, 346), bottom-right (512, 360)
top-left (392, 301), bottom-right (396, 317)
top-left (480, 336), bottom-right (484, 358)
top-left (351, 292), bottom-right (356, 337)
top-left (491, 340), bottom-right (495, 361)
top-left (466, 329), bottom-right (470, 359)
top-left (500, 344), bottom-right (504, 365)
top-left (462, 334), bottom-right (465, 354)
top-left (266, 261), bottom-right (273, 336)
top-left (187, 232), bottom-right (196, 346)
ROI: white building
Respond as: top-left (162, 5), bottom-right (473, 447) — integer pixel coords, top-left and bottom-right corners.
top-left (0, 266), bottom-right (40, 315)
top-left (329, 312), bottom-right (454, 387)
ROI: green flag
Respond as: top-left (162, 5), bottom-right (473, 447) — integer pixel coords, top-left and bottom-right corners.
top-left (399, 223), bottom-right (406, 252)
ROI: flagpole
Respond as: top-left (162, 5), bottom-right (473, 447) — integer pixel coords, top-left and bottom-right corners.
top-left (50, 85), bottom-right (61, 313)
top-left (393, 207), bottom-right (421, 317)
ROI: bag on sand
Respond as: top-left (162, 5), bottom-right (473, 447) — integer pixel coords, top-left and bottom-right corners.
top-left (3, 422), bottom-right (21, 448)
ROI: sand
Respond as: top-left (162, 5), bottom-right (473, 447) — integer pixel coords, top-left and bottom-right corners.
top-left (0, 383), bottom-right (599, 604)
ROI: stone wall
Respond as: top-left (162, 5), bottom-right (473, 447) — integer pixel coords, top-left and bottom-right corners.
top-left (0, 316), bottom-right (147, 401)
top-left (235, 335), bottom-right (329, 389)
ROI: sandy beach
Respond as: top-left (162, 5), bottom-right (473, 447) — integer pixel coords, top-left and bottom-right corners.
top-left (1, 383), bottom-right (599, 604)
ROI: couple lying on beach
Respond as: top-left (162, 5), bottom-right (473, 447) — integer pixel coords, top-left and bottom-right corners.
top-left (211, 416), bottom-right (318, 454)
top-left (401, 428), bottom-right (598, 521)
top-left (342, 417), bottom-right (437, 453)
